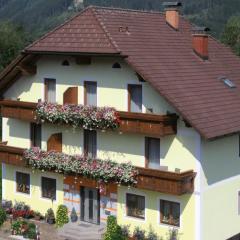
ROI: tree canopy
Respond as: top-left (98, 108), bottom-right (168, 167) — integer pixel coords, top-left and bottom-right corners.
top-left (221, 16), bottom-right (240, 56)
top-left (0, 22), bottom-right (28, 71)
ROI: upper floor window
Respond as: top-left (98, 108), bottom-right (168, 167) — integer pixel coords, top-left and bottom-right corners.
top-left (16, 171), bottom-right (30, 194)
top-left (44, 78), bottom-right (56, 103)
top-left (145, 137), bottom-right (160, 169)
top-left (84, 81), bottom-right (97, 106)
top-left (30, 123), bottom-right (41, 148)
top-left (128, 84), bottom-right (142, 113)
top-left (160, 200), bottom-right (180, 227)
top-left (84, 130), bottom-right (97, 158)
top-left (41, 177), bottom-right (56, 200)
top-left (126, 193), bottom-right (145, 219)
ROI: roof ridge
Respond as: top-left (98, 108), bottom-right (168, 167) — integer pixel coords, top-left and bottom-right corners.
top-left (88, 5), bottom-right (164, 15)
top-left (24, 7), bottom-right (92, 52)
top-left (90, 7), bottom-right (121, 53)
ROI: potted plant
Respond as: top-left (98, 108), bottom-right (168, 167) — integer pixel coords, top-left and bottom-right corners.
top-left (45, 208), bottom-right (55, 224)
top-left (34, 211), bottom-right (42, 221)
top-left (70, 207), bottom-right (78, 222)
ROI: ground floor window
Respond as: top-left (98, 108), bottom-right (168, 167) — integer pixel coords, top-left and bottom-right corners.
top-left (126, 193), bottom-right (145, 219)
top-left (160, 199), bottom-right (180, 227)
top-left (41, 177), bottom-right (56, 200)
top-left (16, 172), bottom-right (30, 194)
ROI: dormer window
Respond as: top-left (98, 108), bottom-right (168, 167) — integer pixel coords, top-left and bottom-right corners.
top-left (62, 60), bottom-right (70, 66)
top-left (112, 62), bottom-right (121, 69)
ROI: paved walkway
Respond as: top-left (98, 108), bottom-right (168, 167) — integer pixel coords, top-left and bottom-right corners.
top-left (58, 221), bottom-right (106, 240)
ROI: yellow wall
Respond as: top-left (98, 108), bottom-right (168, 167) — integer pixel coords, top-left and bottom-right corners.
top-left (3, 117), bottom-right (198, 172)
top-left (3, 56), bottom-right (174, 114)
top-left (117, 186), bottom-right (195, 240)
top-left (201, 134), bottom-right (240, 240)
top-left (2, 164), bottom-right (64, 215)
top-left (1, 55), bottom-right (200, 239)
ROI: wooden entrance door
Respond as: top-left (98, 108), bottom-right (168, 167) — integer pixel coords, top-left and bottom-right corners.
top-left (80, 187), bottom-right (100, 224)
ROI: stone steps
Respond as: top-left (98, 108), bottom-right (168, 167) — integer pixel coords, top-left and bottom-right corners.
top-left (58, 221), bottom-right (105, 240)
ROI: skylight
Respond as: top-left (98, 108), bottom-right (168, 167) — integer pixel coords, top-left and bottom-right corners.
top-left (219, 77), bottom-right (236, 89)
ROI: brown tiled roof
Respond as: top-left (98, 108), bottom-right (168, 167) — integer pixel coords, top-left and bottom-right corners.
top-left (26, 8), bottom-right (120, 54)
top-left (6, 6), bottom-right (240, 139)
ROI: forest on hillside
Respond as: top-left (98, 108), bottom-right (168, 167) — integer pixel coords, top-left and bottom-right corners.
top-left (0, 0), bottom-right (240, 70)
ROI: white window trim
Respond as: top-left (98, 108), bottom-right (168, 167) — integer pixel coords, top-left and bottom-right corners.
top-left (40, 174), bottom-right (58, 203)
top-left (14, 169), bottom-right (31, 198)
top-left (124, 188), bottom-right (147, 223)
top-left (157, 195), bottom-right (182, 230)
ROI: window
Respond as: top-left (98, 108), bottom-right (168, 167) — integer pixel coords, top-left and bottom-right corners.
top-left (30, 123), bottom-right (41, 148)
top-left (128, 84), bottom-right (142, 113)
top-left (112, 62), bottom-right (121, 69)
top-left (84, 81), bottom-right (97, 106)
top-left (160, 200), bottom-right (180, 227)
top-left (41, 177), bottom-right (56, 200)
top-left (84, 130), bottom-right (97, 158)
top-left (62, 60), bottom-right (70, 66)
top-left (145, 137), bottom-right (160, 169)
top-left (16, 172), bottom-right (30, 194)
top-left (126, 193), bottom-right (145, 219)
top-left (44, 78), bottom-right (56, 103)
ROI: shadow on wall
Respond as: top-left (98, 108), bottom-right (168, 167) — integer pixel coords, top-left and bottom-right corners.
top-left (8, 118), bottom-right (30, 146)
top-left (201, 134), bottom-right (240, 186)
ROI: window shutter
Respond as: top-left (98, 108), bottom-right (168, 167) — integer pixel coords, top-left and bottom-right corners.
top-left (47, 133), bottom-right (62, 152)
top-left (63, 87), bottom-right (78, 105)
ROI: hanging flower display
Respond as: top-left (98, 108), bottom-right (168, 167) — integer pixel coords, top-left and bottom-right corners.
top-left (23, 148), bottom-right (138, 185)
top-left (36, 102), bottom-right (120, 130)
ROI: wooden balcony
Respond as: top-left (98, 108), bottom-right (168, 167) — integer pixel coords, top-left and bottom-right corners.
top-left (0, 144), bottom-right (196, 195)
top-left (137, 167), bottom-right (196, 195)
top-left (0, 100), bottom-right (177, 136)
top-left (0, 144), bottom-right (25, 166)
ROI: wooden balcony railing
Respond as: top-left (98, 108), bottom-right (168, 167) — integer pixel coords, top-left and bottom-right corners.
top-left (0, 144), bottom-right (196, 195)
top-left (0, 100), bottom-right (178, 136)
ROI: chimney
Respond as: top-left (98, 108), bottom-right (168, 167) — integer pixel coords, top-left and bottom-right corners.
top-left (163, 1), bottom-right (182, 30)
top-left (192, 27), bottom-right (210, 60)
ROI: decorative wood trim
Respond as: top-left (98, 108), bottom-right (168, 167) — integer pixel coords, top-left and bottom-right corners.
top-left (63, 87), bottom-right (78, 105)
top-left (16, 64), bottom-right (37, 76)
top-left (75, 56), bottom-right (91, 65)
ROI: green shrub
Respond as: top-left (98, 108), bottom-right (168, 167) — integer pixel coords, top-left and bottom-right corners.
top-left (56, 205), bottom-right (69, 228)
top-left (0, 207), bottom-right (6, 226)
top-left (146, 226), bottom-right (158, 240)
top-left (104, 216), bottom-right (126, 240)
top-left (11, 221), bottom-right (22, 235)
top-left (25, 227), bottom-right (37, 239)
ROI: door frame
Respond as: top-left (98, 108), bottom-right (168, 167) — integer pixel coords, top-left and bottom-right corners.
top-left (80, 186), bottom-right (100, 225)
